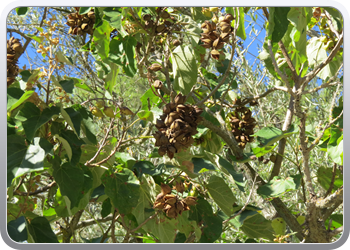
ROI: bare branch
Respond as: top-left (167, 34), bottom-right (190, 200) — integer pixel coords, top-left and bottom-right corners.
top-left (328, 226), bottom-right (343, 238)
top-left (267, 40), bottom-right (295, 96)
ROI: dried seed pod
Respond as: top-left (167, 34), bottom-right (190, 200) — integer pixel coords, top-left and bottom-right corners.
top-left (156, 24), bottom-right (166, 33)
top-left (183, 196), bottom-right (198, 206)
top-left (166, 206), bottom-right (177, 218)
top-left (155, 193), bottom-right (164, 201)
top-left (250, 155), bottom-right (257, 161)
top-left (263, 159), bottom-right (270, 164)
top-left (143, 14), bottom-right (152, 21)
top-left (158, 146), bottom-right (167, 156)
top-left (153, 201), bottom-right (165, 209)
top-left (160, 11), bottom-right (170, 19)
top-left (210, 49), bottom-right (220, 60)
top-left (174, 93), bottom-right (186, 105)
top-left (175, 181), bottom-right (185, 193)
top-left (172, 39), bottom-right (181, 46)
top-left (165, 197), bottom-right (177, 205)
top-left (161, 183), bottom-right (172, 195)
top-left (149, 63), bottom-right (162, 72)
top-left (270, 154), bottom-right (277, 163)
top-left (225, 13), bottom-right (234, 22)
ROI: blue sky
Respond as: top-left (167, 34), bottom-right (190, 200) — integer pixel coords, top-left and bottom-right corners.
top-left (9, 7), bottom-right (268, 75)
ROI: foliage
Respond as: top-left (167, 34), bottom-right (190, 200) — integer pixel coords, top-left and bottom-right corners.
top-left (6, 6), bottom-right (343, 244)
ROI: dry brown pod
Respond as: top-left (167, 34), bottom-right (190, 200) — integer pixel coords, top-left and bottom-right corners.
top-left (149, 63), bottom-right (162, 72)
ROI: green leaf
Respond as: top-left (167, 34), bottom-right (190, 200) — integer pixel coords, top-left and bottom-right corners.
top-left (192, 157), bottom-right (216, 174)
top-left (7, 88), bottom-right (34, 112)
top-left (271, 217), bottom-right (287, 236)
top-left (316, 166), bottom-right (343, 192)
top-left (7, 136), bottom-right (50, 187)
top-left (132, 175), bottom-right (157, 229)
top-left (137, 110), bottom-right (153, 122)
top-left (216, 59), bottom-right (230, 74)
top-left (268, 7), bottom-right (291, 43)
top-left (174, 232), bottom-right (186, 243)
top-left (101, 198), bottom-right (113, 218)
top-left (229, 152), bottom-right (255, 163)
top-left (79, 7), bottom-right (92, 14)
top-left (172, 45), bottom-right (198, 95)
top-left (26, 34), bottom-right (44, 43)
top-left (56, 51), bottom-right (73, 66)
top-left (63, 107), bottom-right (82, 136)
top-left (16, 7), bottom-right (29, 16)
top-left (206, 175), bottom-right (237, 216)
top-left (101, 168), bottom-right (140, 215)
top-left (200, 130), bottom-right (224, 154)
top-left (71, 104), bottom-right (98, 145)
top-left (71, 78), bottom-right (94, 93)
top-left (54, 135), bottom-right (72, 161)
top-left (229, 209), bottom-right (258, 228)
top-left (325, 214), bottom-right (343, 231)
top-left (109, 35), bottom-right (137, 77)
top-left (93, 20), bottom-right (111, 60)
top-left (103, 8), bottom-right (127, 37)
top-left (140, 87), bottom-right (160, 111)
top-left (253, 125), bottom-right (298, 147)
top-left (327, 127), bottom-right (343, 165)
top-left (115, 152), bottom-right (136, 169)
top-left (132, 161), bottom-right (164, 177)
top-left (58, 79), bottom-right (74, 94)
top-left (52, 162), bottom-right (85, 208)
top-left (241, 214), bottom-right (275, 241)
top-left (287, 7), bottom-right (309, 64)
top-left (18, 102), bottom-right (60, 142)
top-left (204, 151), bottom-right (245, 192)
top-left (257, 175), bottom-right (302, 200)
top-left (251, 144), bottom-right (277, 158)
top-left (191, 7), bottom-right (207, 21)
top-left (60, 130), bottom-right (84, 165)
top-left (7, 216), bottom-right (28, 242)
top-left (26, 217), bottom-right (59, 243)
top-left (235, 7), bottom-right (247, 40)
top-left (104, 62), bottom-right (119, 94)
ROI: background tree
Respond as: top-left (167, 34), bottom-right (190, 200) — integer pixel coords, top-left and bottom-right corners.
top-left (7, 6), bottom-right (343, 243)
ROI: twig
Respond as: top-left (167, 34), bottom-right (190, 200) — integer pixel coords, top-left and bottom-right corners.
top-left (223, 174), bottom-right (257, 224)
top-left (14, 181), bottom-right (56, 196)
top-left (88, 130), bottom-right (127, 167)
top-left (301, 32), bottom-right (343, 89)
top-left (307, 110), bottom-right (343, 152)
top-left (278, 41), bottom-right (300, 82)
top-left (86, 118), bottom-right (115, 165)
top-left (130, 211), bottom-right (159, 233)
top-left (111, 211), bottom-right (119, 243)
top-left (328, 226), bottom-right (343, 238)
top-left (267, 40), bottom-right (295, 96)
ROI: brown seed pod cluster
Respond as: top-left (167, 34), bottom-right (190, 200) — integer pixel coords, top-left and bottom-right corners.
top-left (153, 93), bottom-right (203, 159)
top-left (66, 9), bottom-right (95, 36)
top-left (153, 183), bottom-right (197, 219)
top-left (200, 13), bottom-right (234, 60)
top-left (143, 7), bottom-right (180, 35)
top-left (229, 99), bottom-right (257, 149)
top-left (7, 37), bottom-right (23, 87)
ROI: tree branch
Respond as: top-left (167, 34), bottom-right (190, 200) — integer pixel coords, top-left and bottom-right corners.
top-left (301, 32), bottom-right (343, 89)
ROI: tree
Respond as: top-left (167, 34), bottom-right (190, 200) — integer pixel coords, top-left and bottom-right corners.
top-left (7, 6), bottom-right (343, 243)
